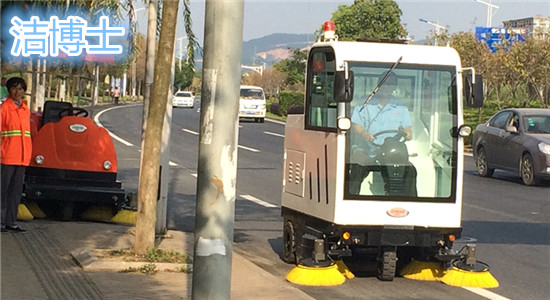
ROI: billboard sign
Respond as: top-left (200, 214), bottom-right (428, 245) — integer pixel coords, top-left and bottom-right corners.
top-left (475, 27), bottom-right (527, 53)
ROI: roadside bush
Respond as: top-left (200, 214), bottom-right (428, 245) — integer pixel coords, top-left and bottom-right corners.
top-left (279, 90), bottom-right (304, 116)
top-left (270, 102), bottom-right (280, 116)
top-left (287, 104), bottom-right (304, 114)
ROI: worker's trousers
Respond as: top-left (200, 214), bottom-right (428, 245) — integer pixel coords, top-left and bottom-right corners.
top-left (1, 164), bottom-right (26, 227)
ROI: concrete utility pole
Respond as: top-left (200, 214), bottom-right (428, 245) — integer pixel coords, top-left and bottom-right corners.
top-left (191, 0), bottom-right (244, 299)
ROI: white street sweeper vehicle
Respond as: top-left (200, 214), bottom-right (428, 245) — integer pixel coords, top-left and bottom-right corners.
top-left (281, 22), bottom-right (497, 287)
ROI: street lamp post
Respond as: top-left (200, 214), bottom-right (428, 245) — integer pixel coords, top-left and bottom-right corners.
top-left (474, 0), bottom-right (500, 27)
top-left (419, 18), bottom-right (447, 46)
top-left (175, 36), bottom-right (188, 71)
top-left (131, 7), bottom-right (147, 100)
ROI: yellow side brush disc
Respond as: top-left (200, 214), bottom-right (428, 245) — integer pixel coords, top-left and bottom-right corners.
top-left (441, 266), bottom-right (499, 288)
top-left (26, 202), bottom-right (46, 218)
top-left (335, 260), bottom-right (355, 279)
top-left (111, 209), bottom-right (137, 225)
top-left (286, 264), bottom-right (346, 286)
top-left (81, 206), bottom-right (114, 222)
top-left (17, 204), bottom-right (34, 221)
top-left (401, 259), bottom-right (446, 281)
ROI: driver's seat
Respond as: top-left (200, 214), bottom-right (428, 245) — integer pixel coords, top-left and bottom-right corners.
top-left (42, 101), bottom-right (73, 126)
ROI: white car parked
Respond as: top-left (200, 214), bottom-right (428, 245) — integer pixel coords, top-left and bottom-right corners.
top-left (173, 91), bottom-right (195, 108)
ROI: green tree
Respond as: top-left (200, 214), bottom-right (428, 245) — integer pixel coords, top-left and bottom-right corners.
top-left (504, 37), bottom-right (550, 108)
top-left (174, 61), bottom-right (194, 90)
top-left (273, 48), bottom-right (307, 86)
top-left (331, 0), bottom-right (407, 40)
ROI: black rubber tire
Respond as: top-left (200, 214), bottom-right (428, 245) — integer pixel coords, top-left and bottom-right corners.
top-left (521, 153), bottom-right (536, 186)
top-left (282, 220), bottom-right (297, 264)
top-left (377, 247), bottom-right (397, 281)
top-left (476, 147), bottom-right (494, 177)
top-left (259, 118), bottom-right (264, 123)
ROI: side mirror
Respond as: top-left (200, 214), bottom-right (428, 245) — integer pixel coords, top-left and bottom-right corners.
top-left (464, 74), bottom-right (484, 108)
top-left (334, 70), bottom-right (354, 102)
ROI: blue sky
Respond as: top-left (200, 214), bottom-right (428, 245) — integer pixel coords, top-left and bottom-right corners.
top-left (134, 0), bottom-right (550, 42)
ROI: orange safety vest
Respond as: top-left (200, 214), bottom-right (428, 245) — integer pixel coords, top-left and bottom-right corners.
top-left (1, 97), bottom-right (32, 166)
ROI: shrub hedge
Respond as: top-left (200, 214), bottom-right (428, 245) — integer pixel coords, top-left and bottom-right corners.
top-left (278, 90), bottom-right (304, 116)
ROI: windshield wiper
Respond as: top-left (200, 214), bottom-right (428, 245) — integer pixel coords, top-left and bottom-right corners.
top-left (359, 56), bottom-right (403, 111)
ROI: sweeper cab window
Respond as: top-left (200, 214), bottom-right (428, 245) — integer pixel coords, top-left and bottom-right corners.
top-left (306, 48), bottom-right (337, 130)
top-left (345, 63), bottom-right (458, 202)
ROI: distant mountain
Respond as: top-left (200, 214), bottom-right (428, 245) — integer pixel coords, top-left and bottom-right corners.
top-left (194, 34), bottom-right (431, 69)
top-left (241, 33), bottom-right (314, 65)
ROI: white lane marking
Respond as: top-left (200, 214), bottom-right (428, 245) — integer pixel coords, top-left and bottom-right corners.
top-left (464, 203), bottom-right (536, 223)
top-left (169, 161), bottom-right (179, 166)
top-left (240, 195), bottom-right (277, 208)
top-left (191, 173), bottom-right (197, 177)
top-left (238, 145), bottom-right (260, 153)
top-left (265, 118), bottom-right (285, 125)
top-left (182, 127), bottom-right (260, 152)
top-left (462, 287), bottom-right (511, 300)
top-left (182, 128), bottom-right (199, 135)
top-left (94, 105), bottom-right (140, 147)
top-left (264, 131), bottom-right (284, 138)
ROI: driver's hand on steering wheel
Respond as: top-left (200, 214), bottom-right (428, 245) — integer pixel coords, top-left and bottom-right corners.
top-left (360, 130), bottom-right (375, 142)
top-left (398, 126), bottom-right (412, 141)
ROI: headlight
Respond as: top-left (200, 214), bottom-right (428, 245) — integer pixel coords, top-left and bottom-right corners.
top-left (539, 142), bottom-right (550, 155)
top-left (103, 160), bottom-right (112, 170)
top-left (35, 155), bottom-right (44, 164)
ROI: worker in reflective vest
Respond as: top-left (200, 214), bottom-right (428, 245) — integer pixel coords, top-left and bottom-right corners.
top-left (1, 77), bottom-right (32, 233)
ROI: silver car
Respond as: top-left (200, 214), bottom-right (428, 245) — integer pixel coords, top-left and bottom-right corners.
top-left (173, 91), bottom-right (195, 108)
top-left (472, 108), bottom-right (550, 185)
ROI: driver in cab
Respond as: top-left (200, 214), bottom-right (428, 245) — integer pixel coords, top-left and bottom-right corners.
top-left (348, 71), bottom-right (416, 196)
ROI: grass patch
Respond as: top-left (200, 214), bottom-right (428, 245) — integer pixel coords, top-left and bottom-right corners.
top-left (120, 263), bottom-right (158, 275)
top-left (98, 248), bottom-right (192, 264)
top-left (266, 112), bottom-right (287, 121)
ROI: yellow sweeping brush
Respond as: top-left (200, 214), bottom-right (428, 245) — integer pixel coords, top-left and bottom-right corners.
top-left (440, 245), bottom-right (499, 288)
top-left (17, 204), bottom-right (34, 221)
top-left (111, 209), bottom-right (137, 225)
top-left (286, 264), bottom-right (346, 286)
top-left (440, 263), bottom-right (499, 288)
top-left (400, 259), bottom-right (446, 281)
top-left (80, 206), bottom-right (114, 222)
top-left (441, 266), bottom-right (499, 288)
top-left (335, 260), bottom-right (355, 279)
top-left (26, 202), bottom-right (46, 218)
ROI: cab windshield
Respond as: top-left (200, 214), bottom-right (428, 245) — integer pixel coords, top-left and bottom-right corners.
top-left (240, 88), bottom-right (264, 99)
top-left (345, 63), bottom-right (458, 202)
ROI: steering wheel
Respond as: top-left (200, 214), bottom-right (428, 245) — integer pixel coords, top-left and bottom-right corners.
top-left (371, 129), bottom-right (407, 147)
top-left (58, 107), bottom-right (89, 118)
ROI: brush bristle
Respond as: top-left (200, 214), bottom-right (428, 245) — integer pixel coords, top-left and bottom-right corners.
top-left (26, 202), bottom-right (46, 218)
top-left (17, 204), bottom-right (34, 221)
top-left (81, 206), bottom-right (114, 222)
top-left (111, 209), bottom-right (137, 225)
top-left (441, 267), bottom-right (499, 288)
top-left (286, 264), bottom-right (346, 286)
top-left (401, 259), bottom-right (446, 281)
top-left (335, 260), bottom-right (355, 279)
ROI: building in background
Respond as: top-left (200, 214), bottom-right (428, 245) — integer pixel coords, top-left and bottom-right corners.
top-left (503, 16), bottom-right (550, 40)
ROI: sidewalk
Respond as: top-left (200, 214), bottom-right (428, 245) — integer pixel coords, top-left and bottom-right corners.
top-left (1, 219), bottom-right (314, 300)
